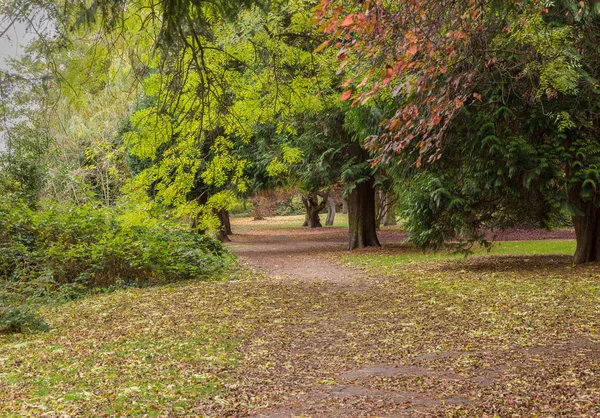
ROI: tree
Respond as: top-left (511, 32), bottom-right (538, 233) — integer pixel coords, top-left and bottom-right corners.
top-left (318, 0), bottom-right (600, 262)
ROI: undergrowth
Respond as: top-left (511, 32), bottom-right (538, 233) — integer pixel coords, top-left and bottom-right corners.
top-left (0, 198), bottom-right (231, 334)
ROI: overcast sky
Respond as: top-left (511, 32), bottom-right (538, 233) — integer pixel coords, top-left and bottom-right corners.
top-left (1, 16), bottom-right (36, 151)
top-left (0, 19), bottom-right (34, 71)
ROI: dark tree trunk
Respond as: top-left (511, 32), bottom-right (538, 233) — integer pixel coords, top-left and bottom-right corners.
top-left (216, 209), bottom-right (231, 242)
top-left (222, 209), bottom-right (233, 235)
top-left (348, 178), bottom-right (381, 250)
top-left (302, 194), bottom-right (325, 228)
top-left (571, 187), bottom-right (600, 263)
top-left (325, 197), bottom-right (336, 226)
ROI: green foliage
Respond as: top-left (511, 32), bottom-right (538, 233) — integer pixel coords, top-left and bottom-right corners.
top-left (0, 307), bottom-right (50, 335)
top-left (0, 199), bottom-right (230, 315)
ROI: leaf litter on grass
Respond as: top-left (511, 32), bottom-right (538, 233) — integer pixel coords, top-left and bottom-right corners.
top-left (0, 223), bottom-right (598, 417)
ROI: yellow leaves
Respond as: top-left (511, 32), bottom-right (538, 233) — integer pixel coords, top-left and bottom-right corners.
top-left (141, 74), bottom-right (164, 97)
top-left (313, 40), bottom-right (330, 53)
top-left (124, 108), bottom-right (172, 160)
top-left (282, 145), bottom-right (303, 164)
top-left (266, 145), bottom-right (303, 177)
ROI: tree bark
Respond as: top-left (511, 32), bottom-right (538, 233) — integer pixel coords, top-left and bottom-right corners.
top-left (222, 209), bottom-right (233, 235)
top-left (342, 200), bottom-right (348, 214)
top-left (571, 187), bottom-right (600, 263)
top-left (347, 178), bottom-right (381, 250)
top-left (325, 196), bottom-right (336, 226)
top-left (302, 194), bottom-right (326, 228)
top-left (216, 209), bottom-right (231, 242)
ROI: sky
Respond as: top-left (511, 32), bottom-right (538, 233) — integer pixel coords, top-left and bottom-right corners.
top-left (1, 16), bottom-right (34, 151)
top-left (0, 18), bottom-right (32, 71)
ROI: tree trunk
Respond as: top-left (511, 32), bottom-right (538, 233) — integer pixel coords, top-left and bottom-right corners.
top-left (571, 188), bottom-right (600, 263)
top-left (222, 209), bottom-right (233, 235)
top-left (383, 191), bottom-right (398, 226)
top-left (302, 194), bottom-right (325, 228)
top-left (216, 209), bottom-right (231, 242)
top-left (347, 178), bottom-right (381, 250)
top-left (375, 190), bottom-right (385, 230)
top-left (325, 197), bottom-right (336, 226)
top-left (342, 200), bottom-right (348, 214)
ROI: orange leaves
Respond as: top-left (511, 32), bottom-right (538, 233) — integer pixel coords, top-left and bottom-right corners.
top-left (316, 0), bottom-right (486, 166)
top-left (339, 90), bottom-right (353, 101)
top-left (341, 14), bottom-right (355, 27)
top-left (407, 43), bottom-right (418, 58)
top-left (405, 31), bottom-right (418, 58)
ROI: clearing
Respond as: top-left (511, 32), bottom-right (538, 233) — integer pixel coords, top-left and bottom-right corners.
top-left (1, 216), bottom-right (599, 417)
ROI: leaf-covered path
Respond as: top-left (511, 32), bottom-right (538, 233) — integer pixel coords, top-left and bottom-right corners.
top-left (227, 224), bottom-right (599, 417)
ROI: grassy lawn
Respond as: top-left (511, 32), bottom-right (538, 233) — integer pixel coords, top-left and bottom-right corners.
top-left (337, 240), bottom-right (599, 350)
top-left (0, 283), bottom-right (243, 417)
top-left (341, 239), bottom-right (577, 266)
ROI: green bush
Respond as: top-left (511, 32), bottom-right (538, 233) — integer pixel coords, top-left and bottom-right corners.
top-left (0, 307), bottom-right (50, 335)
top-left (0, 200), bottom-right (230, 325)
top-left (29, 204), bottom-right (228, 287)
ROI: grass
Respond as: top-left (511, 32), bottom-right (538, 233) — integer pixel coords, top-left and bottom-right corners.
top-left (230, 213), bottom-right (349, 230)
top-left (0, 282), bottom-right (243, 416)
top-left (335, 238), bottom-right (600, 416)
top-left (341, 239), bottom-right (576, 267)
top-left (337, 238), bottom-right (599, 349)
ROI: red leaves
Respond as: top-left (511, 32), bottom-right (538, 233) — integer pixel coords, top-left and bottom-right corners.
top-left (316, 0), bottom-right (486, 166)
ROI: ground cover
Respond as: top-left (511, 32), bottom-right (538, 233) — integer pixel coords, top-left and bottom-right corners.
top-left (1, 217), bottom-right (598, 417)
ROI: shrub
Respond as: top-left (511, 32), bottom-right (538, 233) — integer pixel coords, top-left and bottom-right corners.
top-left (0, 307), bottom-right (50, 335)
top-left (0, 200), bottom-right (230, 321)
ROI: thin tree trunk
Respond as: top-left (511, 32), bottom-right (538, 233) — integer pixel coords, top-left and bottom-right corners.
top-left (571, 187), bottom-right (600, 263)
top-left (302, 196), bottom-right (310, 227)
top-left (325, 197), bottom-right (336, 226)
top-left (348, 178), bottom-right (381, 250)
top-left (222, 209), bottom-right (233, 235)
top-left (302, 194), bottom-right (327, 228)
top-left (375, 190), bottom-right (385, 230)
top-left (383, 191), bottom-right (398, 226)
top-left (342, 200), bottom-right (348, 214)
top-left (216, 209), bottom-right (231, 242)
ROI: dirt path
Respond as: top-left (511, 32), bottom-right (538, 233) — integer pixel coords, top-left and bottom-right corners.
top-left (228, 227), bottom-right (453, 417)
top-left (229, 227), bottom-right (368, 287)
top-left (226, 225), bottom-right (598, 417)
